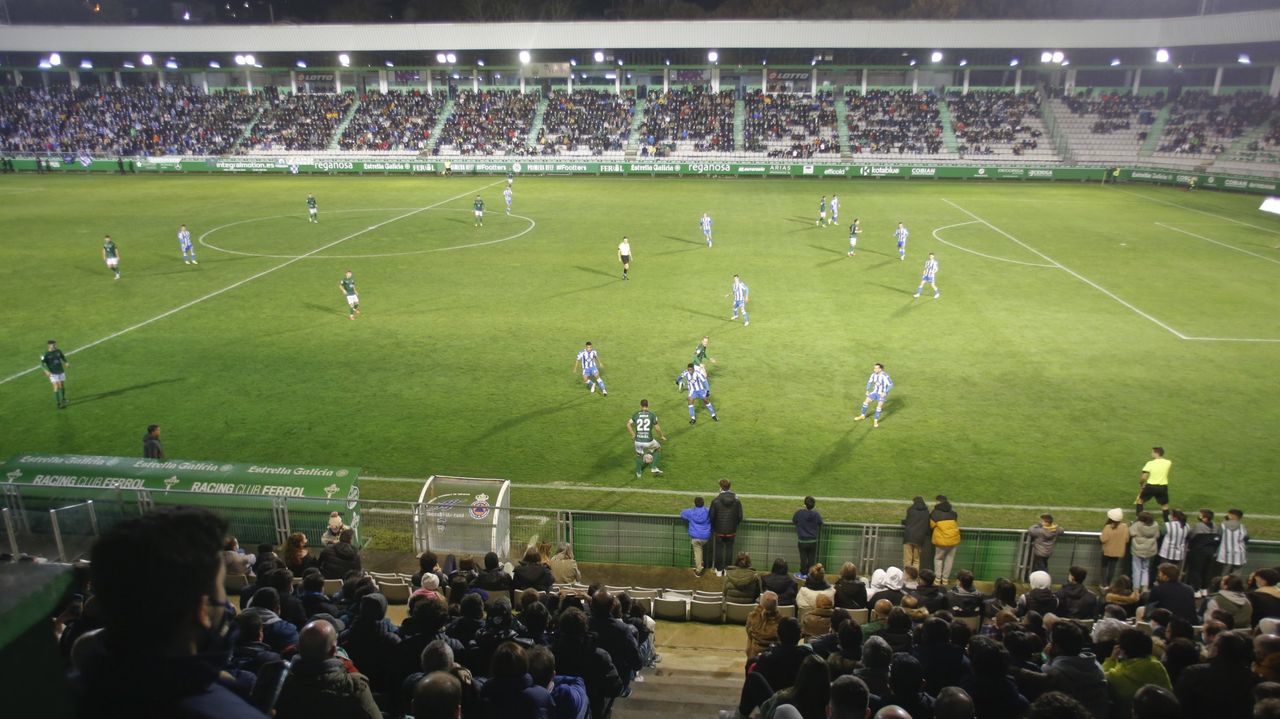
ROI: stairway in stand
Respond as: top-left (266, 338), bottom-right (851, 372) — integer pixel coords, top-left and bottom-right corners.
top-left (613, 645), bottom-right (744, 719)
top-left (328, 97), bottom-right (361, 150)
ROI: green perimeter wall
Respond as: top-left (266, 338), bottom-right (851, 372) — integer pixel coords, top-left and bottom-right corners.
top-left (12, 156), bottom-right (1280, 194)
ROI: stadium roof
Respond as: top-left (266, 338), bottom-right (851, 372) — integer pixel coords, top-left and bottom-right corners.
top-left (2, 11), bottom-right (1278, 53)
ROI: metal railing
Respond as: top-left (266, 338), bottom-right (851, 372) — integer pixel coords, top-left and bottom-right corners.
top-left (4, 486), bottom-right (1278, 582)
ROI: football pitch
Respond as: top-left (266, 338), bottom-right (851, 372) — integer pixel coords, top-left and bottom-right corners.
top-left (2, 173), bottom-right (1278, 535)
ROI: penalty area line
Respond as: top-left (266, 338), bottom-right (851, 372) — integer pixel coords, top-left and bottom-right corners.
top-left (358, 476), bottom-right (1280, 521)
top-left (0, 181), bottom-right (503, 388)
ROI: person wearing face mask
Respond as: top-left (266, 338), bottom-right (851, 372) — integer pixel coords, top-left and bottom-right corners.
top-left (71, 508), bottom-right (269, 718)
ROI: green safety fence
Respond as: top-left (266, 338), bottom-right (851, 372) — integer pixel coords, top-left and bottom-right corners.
top-left (1119, 167), bottom-right (1280, 194)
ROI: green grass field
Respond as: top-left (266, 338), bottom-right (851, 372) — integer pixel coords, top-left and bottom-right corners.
top-left (3, 173), bottom-right (1278, 534)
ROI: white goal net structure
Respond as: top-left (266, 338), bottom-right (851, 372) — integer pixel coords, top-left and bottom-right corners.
top-left (413, 475), bottom-right (512, 561)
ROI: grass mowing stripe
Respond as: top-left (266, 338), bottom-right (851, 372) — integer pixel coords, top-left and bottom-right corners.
top-left (1155, 222), bottom-right (1280, 267)
top-left (0, 180), bottom-right (501, 387)
top-left (942, 197), bottom-right (1190, 340)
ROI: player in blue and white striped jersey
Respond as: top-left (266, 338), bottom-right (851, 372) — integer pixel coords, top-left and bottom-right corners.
top-left (503, 186), bottom-right (513, 215)
top-left (829, 195), bottom-right (840, 226)
top-left (680, 363), bottom-right (717, 424)
top-left (895, 223), bottom-right (909, 261)
top-left (177, 224), bottom-right (197, 265)
top-left (700, 213), bottom-right (713, 248)
top-left (728, 274), bottom-right (749, 326)
top-left (855, 363), bottom-right (894, 428)
top-left (573, 342), bottom-right (608, 396)
top-left (914, 253), bottom-right (940, 299)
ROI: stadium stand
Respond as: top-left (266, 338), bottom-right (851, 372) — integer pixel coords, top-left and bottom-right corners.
top-left (337, 90), bottom-right (446, 152)
top-left (946, 90), bottom-right (1057, 162)
top-left (636, 88), bottom-right (735, 156)
top-left (533, 89), bottom-right (636, 156)
top-left (741, 90), bottom-right (840, 158)
top-left (0, 86), bottom-right (260, 156)
top-left (434, 89), bottom-right (539, 156)
top-left (1048, 90), bottom-right (1165, 166)
top-left (1153, 90), bottom-right (1277, 159)
top-left (242, 87), bottom-right (353, 151)
top-left (844, 89), bottom-right (946, 157)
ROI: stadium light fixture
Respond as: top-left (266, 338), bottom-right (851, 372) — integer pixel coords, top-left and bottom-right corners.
top-left (477, 59), bottom-right (485, 67)
top-left (385, 61), bottom-right (394, 68)
top-left (234, 55), bottom-right (246, 66)
top-left (930, 51), bottom-right (942, 63)
top-left (1238, 54), bottom-right (1251, 64)
top-left (80, 59), bottom-right (93, 69)
top-left (617, 58), bottom-right (623, 66)
top-left (338, 53), bottom-right (351, 67)
top-left (958, 59), bottom-right (967, 67)
top-left (1051, 51), bottom-right (1064, 64)
top-left (1061, 60), bottom-right (1070, 66)
top-left (243, 54), bottom-right (255, 65)
top-left (594, 51), bottom-right (605, 63)
top-left (38, 60), bottom-right (52, 69)
top-left (436, 53), bottom-right (447, 63)
top-left (1040, 51), bottom-right (1053, 63)
top-left (141, 54), bottom-right (154, 66)
top-left (494, 73), bottom-right (502, 79)
top-left (519, 50), bottom-right (531, 65)
top-left (708, 50), bottom-right (719, 63)
top-left (665, 59), bottom-right (671, 66)
top-left (183, 10), bottom-right (190, 21)
top-left (1009, 58), bottom-right (1019, 67)
top-left (569, 58), bottom-right (577, 66)
top-left (123, 62), bottom-right (135, 69)
top-left (49, 52), bottom-right (62, 66)
top-left (451, 72), bottom-right (461, 79)
top-left (165, 58), bottom-right (179, 69)
top-left (446, 53), bottom-right (457, 64)
top-left (1155, 49), bottom-right (1170, 63)
top-left (1110, 58), bottom-right (1122, 66)
top-left (209, 61), bottom-right (220, 68)
top-left (909, 59), bottom-right (917, 66)
top-left (296, 60), bottom-right (307, 68)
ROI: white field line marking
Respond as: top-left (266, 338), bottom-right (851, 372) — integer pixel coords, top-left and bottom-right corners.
top-left (1182, 335), bottom-right (1280, 343)
top-left (930, 221), bottom-right (1057, 268)
top-left (199, 207), bottom-right (537, 259)
top-left (0, 181), bottom-right (502, 387)
top-left (1155, 222), bottom-right (1280, 267)
top-left (942, 198), bottom-right (1190, 340)
top-left (359, 476), bottom-right (1280, 520)
top-left (1118, 188), bottom-right (1280, 236)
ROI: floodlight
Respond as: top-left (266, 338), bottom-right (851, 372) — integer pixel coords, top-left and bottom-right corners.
top-left (569, 58), bottom-right (577, 66)
top-left (708, 51), bottom-right (719, 63)
top-left (80, 59), bottom-right (93, 69)
top-left (930, 51), bottom-right (942, 63)
top-left (234, 55), bottom-right (246, 66)
top-left (436, 53), bottom-right (447, 63)
top-left (385, 61), bottom-right (394, 68)
top-left (519, 50), bottom-right (531, 64)
top-left (165, 58), bottom-right (178, 69)
top-left (477, 59), bottom-right (485, 67)
top-left (38, 60), bottom-right (52, 69)
top-left (49, 52), bottom-right (62, 66)
top-left (1061, 60), bottom-right (1069, 66)
top-left (296, 60), bottom-right (307, 68)
top-left (243, 54), bottom-right (255, 65)
top-left (338, 53), bottom-right (351, 67)
top-left (209, 61), bottom-right (220, 68)
top-left (1051, 51), bottom-right (1064, 64)
top-left (594, 51), bottom-right (605, 63)
top-left (1110, 58), bottom-right (1122, 66)
top-left (123, 62), bottom-right (135, 69)
top-left (141, 54), bottom-right (153, 66)
top-left (1041, 51), bottom-right (1053, 63)
top-left (1239, 54), bottom-right (1251, 64)
top-left (909, 59), bottom-right (917, 66)
top-left (958, 59), bottom-right (967, 67)
top-left (1155, 49), bottom-right (1170, 63)
top-left (446, 53), bottom-right (456, 64)
top-left (1010, 58), bottom-right (1019, 67)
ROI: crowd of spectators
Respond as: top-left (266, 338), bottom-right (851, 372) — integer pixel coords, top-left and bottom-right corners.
top-left (844, 90), bottom-right (944, 155)
top-left (534, 89), bottom-right (636, 155)
top-left (57, 507), bottom-right (660, 719)
top-left (636, 88), bottom-right (735, 156)
top-left (947, 91), bottom-right (1044, 157)
top-left (337, 90), bottom-right (447, 152)
top-left (1060, 90), bottom-right (1165, 136)
top-left (1158, 90), bottom-right (1277, 155)
top-left (0, 85), bottom-right (261, 156)
top-left (742, 90), bottom-right (840, 158)
top-left (243, 87), bottom-right (353, 151)
top-left (434, 90), bottom-right (539, 156)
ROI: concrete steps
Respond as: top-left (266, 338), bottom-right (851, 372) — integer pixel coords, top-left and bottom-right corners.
top-left (937, 100), bottom-right (960, 153)
top-left (328, 98), bottom-right (361, 150)
top-left (614, 625), bottom-right (744, 719)
top-left (835, 95), bottom-right (851, 159)
top-left (1139, 105), bottom-right (1171, 156)
top-left (627, 98), bottom-right (648, 151)
top-left (733, 99), bottom-right (745, 150)
top-left (233, 107), bottom-right (265, 151)
top-left (426, 99), bottom-right (454, 153)
top-left (527, 95), bottom-right (549, 147)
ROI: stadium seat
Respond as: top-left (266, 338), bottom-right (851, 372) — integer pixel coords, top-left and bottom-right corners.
top-left (654, 596), bottom-right (687, 621)
top-left (224, 573), bottom-right (251, 594)
top-left (724, 602), bottom-right (756, 625)
top-left (778, 605), bottom-right (797, 619)
top-left (849, 608), bottom-right (870, 626)
top-left (956, 615), bottom-right (981, 633)
top-left (692, 590), bottom-right (724, 601)
top-left (251, 659), bottom-right (291, 714)
top-left (690, 599), bottom-right (725, 624)
top-left (379, 582), bottom-right (411, 604)
top-left (322, 578), bottom-right (343, 596)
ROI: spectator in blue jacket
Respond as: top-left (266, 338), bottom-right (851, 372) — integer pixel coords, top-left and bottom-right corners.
top-left (681, 496), bottom-right (712, 577)
top-left (792, 496), bottom-right (824, 579)
top-left (528, 645), bottom-right (589, 719)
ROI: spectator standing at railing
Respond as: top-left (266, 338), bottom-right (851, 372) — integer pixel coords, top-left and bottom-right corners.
top-left (680, 496), bottom-right (712, 577)
top-left (549, 543), bottom-right (581, 585)
top-left (901, 496), bottom-right (930, 572)
top-left (142, 424), bottom-right (164, 459)
top-left (1026, 514), bottom-right (1062, 578)
top-left (792, 496), bottom-right (823, 580)
top-left (710, 479), bottom-right (744, 577)
top-left (930, 495), bottom-right (961, 585)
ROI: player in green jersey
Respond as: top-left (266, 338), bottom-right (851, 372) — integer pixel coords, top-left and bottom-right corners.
top-left (102, 235), bottom-right (120, 280)
top-left (41, 339), bottom-right (69, 409)
top-left (473, 196), bottom-right (485, 227)
top-left (339, 270), bottom-right (360, 319)
top-left (679, 336), bottom-right (716, 390)
top-left (627, 399), bottom-right (667, 478)
top-left (307, 194), bottom-right (318, 223)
